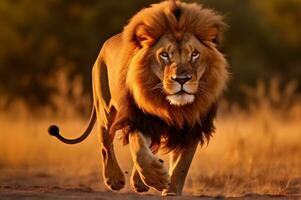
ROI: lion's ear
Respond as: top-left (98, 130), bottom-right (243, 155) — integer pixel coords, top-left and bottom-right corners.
top-left (197, 21), bottom-right (227, 48)
top-left (208, 27), bottom-right (219, 44)
top-left (135, 25), bottom-right (156, 47)
top-left (207, 23), bottom-right (227, 46)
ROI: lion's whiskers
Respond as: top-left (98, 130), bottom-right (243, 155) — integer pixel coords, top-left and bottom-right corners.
top-left (152, 83), bottom-right (163, 91)
top-left (151, 83), bottom-right (166, 96)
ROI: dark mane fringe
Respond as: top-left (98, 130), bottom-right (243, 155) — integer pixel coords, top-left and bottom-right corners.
top-left (110, 92), bottom-right (218, 153)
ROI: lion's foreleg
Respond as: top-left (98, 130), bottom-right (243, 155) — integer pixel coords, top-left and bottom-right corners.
top-left (162, 140), bottom-right (199, 196)
top-left (130, 165), bottom-right (150, 192)
top-left (129, 131), bottom-right (170, 192)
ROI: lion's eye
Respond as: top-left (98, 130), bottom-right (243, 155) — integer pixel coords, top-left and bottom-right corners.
top-left (159, 51), bottom-right (170, 62)
top-left (191, 51), bottom-right (200, 62)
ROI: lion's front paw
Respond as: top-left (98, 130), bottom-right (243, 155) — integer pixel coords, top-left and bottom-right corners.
top-left (130, 167), bottom-right (150, 193)
top-left (134, 151), bottom-right (170, 191)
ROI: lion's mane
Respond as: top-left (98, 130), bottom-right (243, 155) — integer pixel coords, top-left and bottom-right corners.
top-left (110, 1), bottom-right (229, 152)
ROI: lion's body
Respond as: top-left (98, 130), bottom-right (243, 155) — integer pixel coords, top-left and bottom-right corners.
top-left (96, 1), bottom-right (228, 150)
top-left (50, 0), bottom-right (229, 196)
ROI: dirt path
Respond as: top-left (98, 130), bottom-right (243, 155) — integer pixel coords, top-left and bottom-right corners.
top-left (1, 186), bottom-right (296, 200)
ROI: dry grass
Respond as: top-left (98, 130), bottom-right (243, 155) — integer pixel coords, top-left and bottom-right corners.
top-left (0, 78), bottom-right (301, 197)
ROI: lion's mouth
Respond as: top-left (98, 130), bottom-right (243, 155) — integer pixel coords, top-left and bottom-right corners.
top-left (174, 90), bottom-right (194, 95)
top-left (166, 91), bottom-right (195, 106)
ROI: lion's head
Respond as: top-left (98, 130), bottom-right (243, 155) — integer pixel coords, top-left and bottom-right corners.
top-left (124, 1), bottom-right (229, 128)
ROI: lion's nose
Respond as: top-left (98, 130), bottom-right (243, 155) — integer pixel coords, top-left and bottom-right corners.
top-left (172, 75), bottom-right (192, 85)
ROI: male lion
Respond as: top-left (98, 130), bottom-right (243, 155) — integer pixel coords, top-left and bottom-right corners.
top-left (48, 0), bottom-right (229, 196)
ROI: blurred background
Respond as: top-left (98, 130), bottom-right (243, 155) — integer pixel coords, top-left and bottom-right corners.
top-left (0, 0), bottom-right (300, 198)
top-left (0, 0), bottom-right (301, 110)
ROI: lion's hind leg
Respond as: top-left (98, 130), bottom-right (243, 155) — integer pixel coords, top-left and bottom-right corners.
top-left (96, 107), bottom-right (125, 191)
top-left (93, 57), bottom-right (125, 190)
top-left (129, 131), bottom-right (170, 191)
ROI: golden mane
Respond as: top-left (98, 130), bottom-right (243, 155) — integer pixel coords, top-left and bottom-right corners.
top-left (122, 1), bottom-right (228, 129)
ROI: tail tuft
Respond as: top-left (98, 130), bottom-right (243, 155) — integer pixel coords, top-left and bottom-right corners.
top-left (48, 125), bottom-right (60, 137)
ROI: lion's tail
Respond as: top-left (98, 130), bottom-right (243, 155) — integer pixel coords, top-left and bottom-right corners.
top-left (48, 107), bottom-right (96, 144)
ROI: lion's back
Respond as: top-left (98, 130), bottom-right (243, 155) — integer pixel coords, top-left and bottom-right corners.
top-left (99, 33), bottom-right (132, 109)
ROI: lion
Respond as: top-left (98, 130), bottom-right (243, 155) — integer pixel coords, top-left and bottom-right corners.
top-left (48, 0), bottom-right (229, 196)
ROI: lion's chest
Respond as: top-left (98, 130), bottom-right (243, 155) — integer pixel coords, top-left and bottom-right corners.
top-left (131, 112), bottom-right (203, 150)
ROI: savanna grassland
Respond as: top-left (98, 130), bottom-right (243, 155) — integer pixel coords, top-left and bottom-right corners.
top-left (0, 78), bottom-right (301, 199)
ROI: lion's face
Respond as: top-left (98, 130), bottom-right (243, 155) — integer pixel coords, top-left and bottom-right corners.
top-left (149, 33), bottom-right (208, 106)
top-left (125, 2), bottom-right (228, 127)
